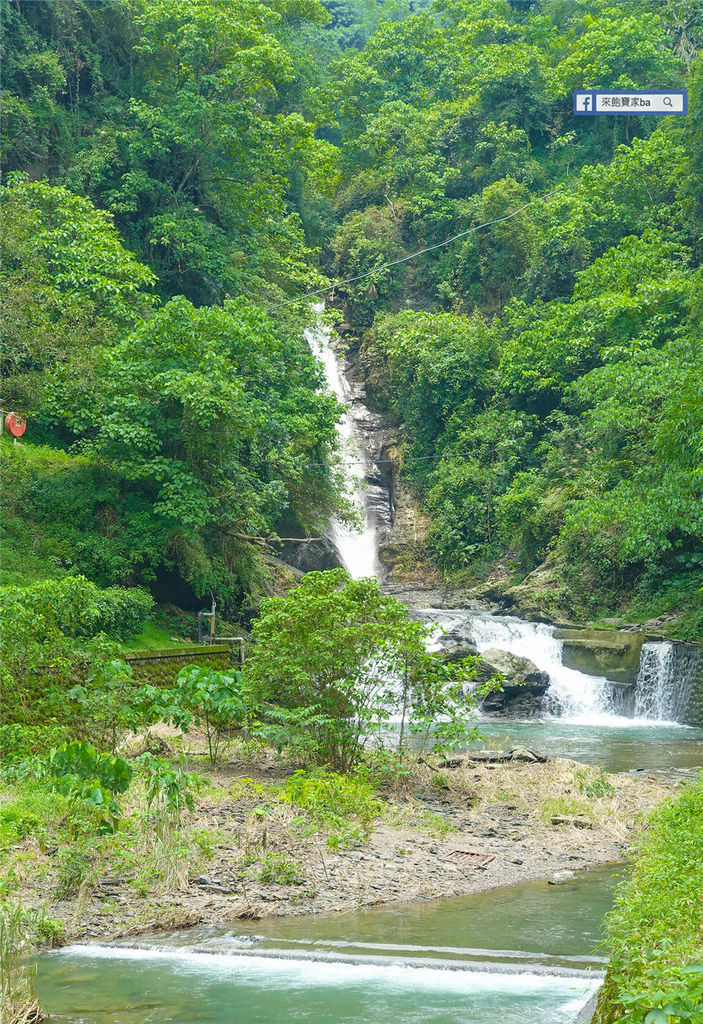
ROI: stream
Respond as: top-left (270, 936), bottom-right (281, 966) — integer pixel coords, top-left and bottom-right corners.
top-left (37, 868), bottom-right (615, 1022)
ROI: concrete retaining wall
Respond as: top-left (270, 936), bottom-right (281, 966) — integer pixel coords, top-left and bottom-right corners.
top-left (124, 644), bottom-right (232, 685)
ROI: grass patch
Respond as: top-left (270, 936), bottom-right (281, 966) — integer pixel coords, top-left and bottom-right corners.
top-left (122, 622), bottom-right (192, 652)
top-left (595, 774), bottom-right (703, 1023)
top-left (539, 794), bottom-right (594, 823)
top-left (280, 770), bottom-right (382, 825)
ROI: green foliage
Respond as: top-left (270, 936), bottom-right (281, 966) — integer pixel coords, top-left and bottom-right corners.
top-left (597, 775), bottom-right (703, 1024)
top-left (281, 769), bottom-right (382, 834)
top-left (246, 569), bottom-right (484, 767)
top-left (141, 755), bottom-right (197, 818)
top-left (45, 741), bottom-right (133, 834)
top-left (0, 576), bottom-right (152, 642)
top-left (141, 666), bottom-right (248, 765)
top-left (0, 723), bottom-right (71, 765)
top-left (574, 766), bottom-right (616, 799)
top-left (67, 659), bottom-right (135, 753)
top-left (256, 852), bottom-right (306, 885)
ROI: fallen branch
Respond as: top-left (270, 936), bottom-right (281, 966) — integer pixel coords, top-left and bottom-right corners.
top-left (216, 528), bottom-right (323, 549)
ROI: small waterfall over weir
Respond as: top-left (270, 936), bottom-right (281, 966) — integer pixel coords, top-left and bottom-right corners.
top-left (306, 308), bottom-right (701, 728)
top-left (634, 642), bottom-right (701, 723)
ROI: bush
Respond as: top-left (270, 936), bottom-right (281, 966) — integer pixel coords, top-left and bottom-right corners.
top-left (246, 569), bottom-right (484, 769)
top-left (281, 769), bottom-right (382, 827)
top-left (45, 741), bottom-right (133, 834)
top-left (0, 576), bottom-right (152, 642)
top-left (0, 723), bottom-right (71, 764)
top-left (596, 774), bottom-right (703, 1024)
top-left (137, 666), bottom-right (248, 765)
top-left (257, 853), bottom-right (306, 886)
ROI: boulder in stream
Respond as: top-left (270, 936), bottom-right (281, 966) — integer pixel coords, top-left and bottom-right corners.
top-left (475, 648), bottom-right (550, 716)
top-left (554, 628), bottom-right (644, 685)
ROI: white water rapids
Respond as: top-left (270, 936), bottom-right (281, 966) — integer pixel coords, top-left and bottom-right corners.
top-left (306, 308), bottom-right (698, 728)
top-left (422, 609), bottom-right (686, 727)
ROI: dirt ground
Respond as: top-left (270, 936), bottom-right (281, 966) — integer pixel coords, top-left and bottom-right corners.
top-left (20, 749), bottom-right (674, 944)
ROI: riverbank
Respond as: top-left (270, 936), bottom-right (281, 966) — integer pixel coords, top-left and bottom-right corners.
top-left (2, 744), bottom-right (672, 947)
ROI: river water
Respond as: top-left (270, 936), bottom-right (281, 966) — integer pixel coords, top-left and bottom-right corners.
top-left (37, 868), bottom-right (615, 1022)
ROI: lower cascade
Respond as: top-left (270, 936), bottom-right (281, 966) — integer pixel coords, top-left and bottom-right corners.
top-left (309, 316), bottom-right (703, 729)
top-left (634, 641), bottom-right (702, 723)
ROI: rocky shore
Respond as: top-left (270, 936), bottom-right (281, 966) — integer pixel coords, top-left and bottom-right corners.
top-left (23, 753), bottom-right (671, 945)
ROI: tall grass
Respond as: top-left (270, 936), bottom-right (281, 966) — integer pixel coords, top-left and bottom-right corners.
top-left (0, 902), bottom-right (46, 1024)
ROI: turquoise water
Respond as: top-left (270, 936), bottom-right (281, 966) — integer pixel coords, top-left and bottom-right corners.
top-left (36, 869), bottom-right (614, 1023)
top-left (211, 864), bottom-right (620, 967)
top-left (470, 719), bottom-right (703, 775)
top-left (37, 946), bottom-right (599, 1024)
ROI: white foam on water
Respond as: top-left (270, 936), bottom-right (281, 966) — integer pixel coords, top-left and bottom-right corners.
top-left (423, 609), bottom-right (683, 727)
top-left (53, 944), bottom-right (600, 1001)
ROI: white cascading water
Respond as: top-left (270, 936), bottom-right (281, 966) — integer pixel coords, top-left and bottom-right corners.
top-left (634, 642), bottom-right (699, 722)
top-left (305, 309), bottom-right (379, 579)
top-left (306, 308), bottom-right (692, 727)
top-left (424, 609), bottom-right (687, 726)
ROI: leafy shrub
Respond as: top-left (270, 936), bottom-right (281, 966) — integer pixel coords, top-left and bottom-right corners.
top-left (0, 576), bottom-right (152, 642)
top-left (597, 775), bottom-right (703, 1024)
top-left (138, 666), bottom-right (248, 765)
top-left (257, 853), bottom-right (306, 886)
top-left (141, 755), bottom-right (196, 818)
top-left (46, 741), bottom-right (133, 833)
top-left (246, 570), bottom-right (484, 769)
top-left (66, 658), bottom-right (136, 752)
top-left (0, 723), bottom-right (71, 764)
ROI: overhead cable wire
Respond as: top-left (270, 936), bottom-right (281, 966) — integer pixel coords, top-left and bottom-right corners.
top-left (265, 183), bottom-right (566, 312)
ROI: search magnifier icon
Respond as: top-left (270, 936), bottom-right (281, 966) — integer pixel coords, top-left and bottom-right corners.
top-left (663, 96), bottom-right (673, 107)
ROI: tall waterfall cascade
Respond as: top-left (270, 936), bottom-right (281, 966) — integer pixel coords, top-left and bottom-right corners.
top-left (306, 309), bottom-right (389, 579)
top-left (307, 309), bottom-right (701, 727)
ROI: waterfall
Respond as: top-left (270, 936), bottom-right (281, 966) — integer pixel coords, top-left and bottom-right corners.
top-left (305, 309), bottom-right (699, 728)
top-left (306, 309), bottom-right (388, 579)
top-left (422, 608), bottom-right (703, 726)
top-left (424, 610), bottom-right (618, 723)
top-left (634, 642), bottom-right (700, 722)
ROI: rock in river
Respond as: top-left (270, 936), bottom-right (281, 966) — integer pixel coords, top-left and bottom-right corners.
top-left (475, 648), bottom-right (550, 716)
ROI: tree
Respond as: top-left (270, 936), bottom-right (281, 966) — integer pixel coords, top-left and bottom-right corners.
top-left (244, 569), bottom-right (482, 768)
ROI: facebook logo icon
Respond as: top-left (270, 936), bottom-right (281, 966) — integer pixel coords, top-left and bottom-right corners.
top-left (574, 91), bottom-right (595, 114)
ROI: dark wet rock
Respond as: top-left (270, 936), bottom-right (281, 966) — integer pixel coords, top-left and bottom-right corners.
top-left (442, 643), bottom-right (479, 663)
top-left (468, 748), bottom-right (547, 764)
top-left (278, 536), bottom-right (341, 573)
top-left (474, 648), bottom-right (550, 714)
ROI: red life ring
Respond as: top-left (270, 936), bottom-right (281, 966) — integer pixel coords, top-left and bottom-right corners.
top-left (5, 412), bottom-right (27, 438)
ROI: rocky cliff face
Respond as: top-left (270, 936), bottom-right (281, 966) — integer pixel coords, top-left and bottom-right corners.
top-left (340, 339), bottom-right (440, 586)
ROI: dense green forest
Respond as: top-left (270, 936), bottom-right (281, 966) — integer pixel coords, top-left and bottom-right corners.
top-left (1, 0), bottom-right (702, 634)
top-left (2, 5), bottom-right (703, 1022)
